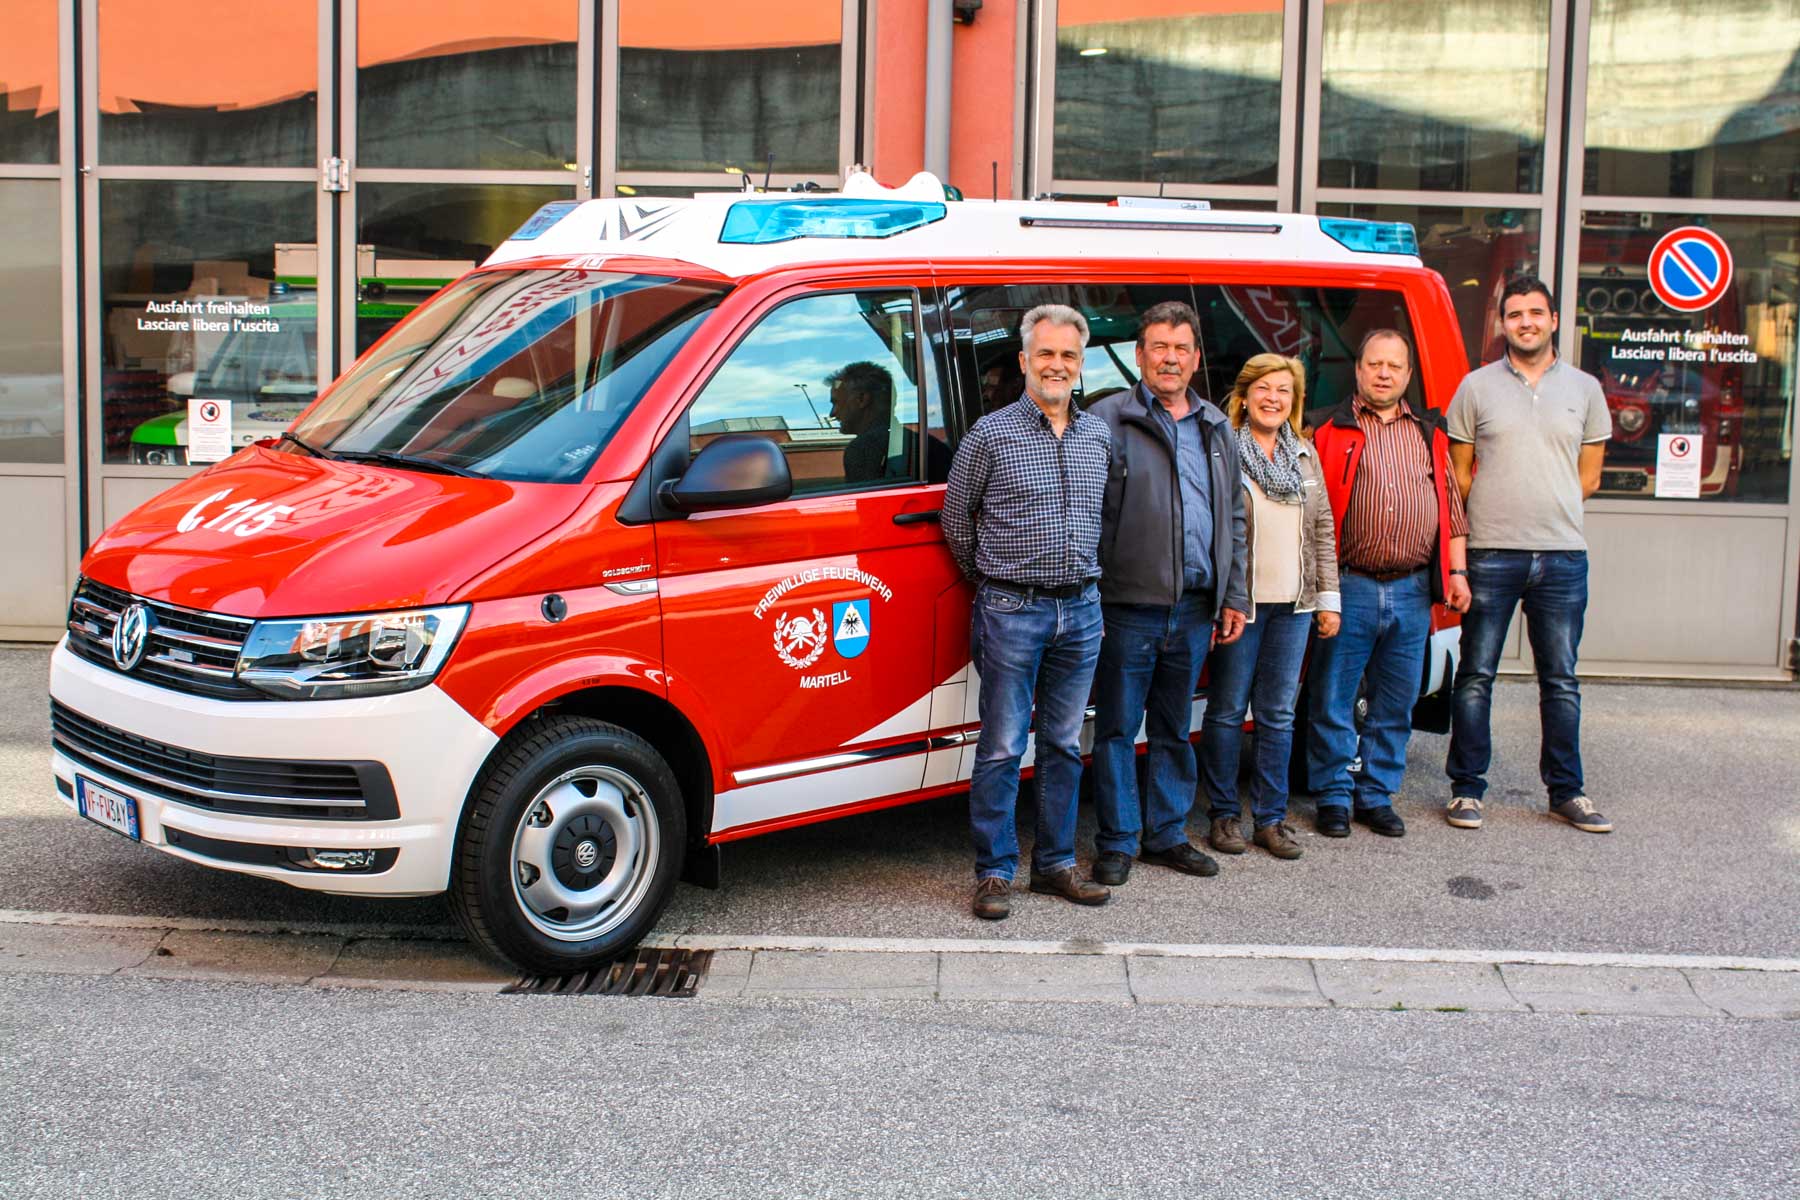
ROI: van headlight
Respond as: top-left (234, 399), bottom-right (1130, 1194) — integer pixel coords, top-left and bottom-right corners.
top-left (237, 605), bottom-right (469, 699)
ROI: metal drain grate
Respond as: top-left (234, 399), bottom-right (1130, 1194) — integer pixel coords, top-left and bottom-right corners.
top-left (506, 948), bottom-right (712, 997)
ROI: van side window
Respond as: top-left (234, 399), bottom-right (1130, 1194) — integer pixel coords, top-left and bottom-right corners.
top-left (687, 290), bottom-right (942, 495)
top-left (1192, 284), bottom-right (1416, 426)
top-left (942, 283), bottom-right (1197, 443)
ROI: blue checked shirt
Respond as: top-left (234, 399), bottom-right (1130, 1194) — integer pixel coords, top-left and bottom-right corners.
top-left (943, 395), bottom-right (1111, 587)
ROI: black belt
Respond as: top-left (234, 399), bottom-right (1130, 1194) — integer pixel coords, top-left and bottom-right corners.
top-left (1344, 565), bottom-right (1427, 583)
top-left (987, 579), bottom-right (1091, 601)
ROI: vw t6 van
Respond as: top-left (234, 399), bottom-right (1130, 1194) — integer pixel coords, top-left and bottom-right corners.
top-left (50, 174), bottom-right (1467, 973)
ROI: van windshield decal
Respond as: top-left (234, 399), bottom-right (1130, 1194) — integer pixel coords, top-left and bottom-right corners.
top-left (293, 269), bottom-right (728, 484)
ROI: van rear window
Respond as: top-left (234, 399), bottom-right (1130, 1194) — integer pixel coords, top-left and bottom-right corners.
top-left (293, 269), bottom-right (727, 483)
top-left (1193, 284), bottom-right (1416, 423)
top-left (943, 281), bottom-right (1416, 439)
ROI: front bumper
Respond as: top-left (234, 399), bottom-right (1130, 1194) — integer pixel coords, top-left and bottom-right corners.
top-left (48, 640), bottom-right (497, 896)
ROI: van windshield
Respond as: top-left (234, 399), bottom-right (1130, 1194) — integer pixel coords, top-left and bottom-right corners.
top-left (291, 268), bottom-right (728, 482)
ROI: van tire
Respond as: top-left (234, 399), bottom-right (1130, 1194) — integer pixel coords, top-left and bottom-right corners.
top-left (451, 715), bottom-right (686, 975)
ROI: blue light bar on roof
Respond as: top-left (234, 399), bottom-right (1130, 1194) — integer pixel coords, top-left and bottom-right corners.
top-left (720, 199), bottom-right (947, 245)
top-left (1318, 218), bottom-right (1419, 256)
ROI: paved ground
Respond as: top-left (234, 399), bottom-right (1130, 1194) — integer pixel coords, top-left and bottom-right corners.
top-left (3, 972), bottom-right (1795, 1200)
top-left (8, 644), bottom-right (1798, 1197)
top-left (7, 912), bottom-right (1798, 1017)
top-left (8, 645), bottom-right (1799, 958)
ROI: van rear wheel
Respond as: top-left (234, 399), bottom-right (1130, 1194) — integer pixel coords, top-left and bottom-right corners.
top-left (451, 716), bottom-right (685, 975)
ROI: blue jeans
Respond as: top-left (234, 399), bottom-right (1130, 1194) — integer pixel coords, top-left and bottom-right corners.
top-left (1199, 602), bottom-right (1313, 827)
top-left (968, 582), bottom-right (1103, 881)
top-left (1307, 570), bottom-right (1431, 812)
top-left (1092, 591), bottom-right (1212, 856)
top-left (1447, 549), bottom-right (1588, 804)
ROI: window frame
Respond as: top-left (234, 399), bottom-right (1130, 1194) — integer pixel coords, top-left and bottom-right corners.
top-left (672, 282), bottom-right (937, 502)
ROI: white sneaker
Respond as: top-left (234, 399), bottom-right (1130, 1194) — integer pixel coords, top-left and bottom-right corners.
top-left (1445, 796), bottom-right (1483, 829)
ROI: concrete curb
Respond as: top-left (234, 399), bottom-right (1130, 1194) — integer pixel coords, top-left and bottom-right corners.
top-left (2, 912), bottom-right (1796, 1016)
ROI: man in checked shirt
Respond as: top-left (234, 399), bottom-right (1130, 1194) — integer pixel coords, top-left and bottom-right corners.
top-left (944, 304), bottom-right (1113, 921)
top-left (1307, 330), bottom-right (1471, 838)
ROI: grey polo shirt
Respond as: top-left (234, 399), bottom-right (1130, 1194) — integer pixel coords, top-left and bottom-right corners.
top-left (1446, 357), bottom-right (1611, 551)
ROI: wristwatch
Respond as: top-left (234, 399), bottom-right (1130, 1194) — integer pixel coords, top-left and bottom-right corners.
top-left (1449, 568), bottom-right (1469, 576)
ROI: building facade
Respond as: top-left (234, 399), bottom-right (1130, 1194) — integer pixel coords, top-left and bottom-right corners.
top-left (3, 0), bottom-right (1797, 677)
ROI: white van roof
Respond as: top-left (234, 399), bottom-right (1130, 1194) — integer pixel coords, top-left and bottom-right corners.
top-left (482, 171), bottom-right (1424, 279)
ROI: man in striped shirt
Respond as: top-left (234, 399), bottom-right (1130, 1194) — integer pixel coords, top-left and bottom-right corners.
top-left (944, 304), bottom-right (1112, 921)
top-left (1307, 330), bottom-right (1470, 838)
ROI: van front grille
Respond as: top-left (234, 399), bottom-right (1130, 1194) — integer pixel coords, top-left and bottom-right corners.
top-left (64, 577), bottom-right (262, 701)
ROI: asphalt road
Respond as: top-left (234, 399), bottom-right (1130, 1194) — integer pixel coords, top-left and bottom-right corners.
top-left (7, 645), bottom-right (1799, 958)
top-left (3, 972), bottom-right (1795, 1200)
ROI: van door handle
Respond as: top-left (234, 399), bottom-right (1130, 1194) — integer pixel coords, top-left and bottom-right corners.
top-left (893, 509), bottom-right (942, 525)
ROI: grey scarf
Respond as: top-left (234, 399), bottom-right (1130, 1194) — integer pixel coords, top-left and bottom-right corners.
top-left (1237, 421), bottom-right (1305, 502)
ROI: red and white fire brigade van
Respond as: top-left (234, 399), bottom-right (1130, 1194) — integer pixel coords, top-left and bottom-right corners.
top-left (50, 174), bottom-right (1466, 972)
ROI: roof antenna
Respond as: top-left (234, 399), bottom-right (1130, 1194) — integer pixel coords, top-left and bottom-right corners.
top-left (1158, 171), bottom-right (1167, 198)
top-left (991, 161), bottom-right (998, 203)
top-left (763, 152), bottom-right (774, 193)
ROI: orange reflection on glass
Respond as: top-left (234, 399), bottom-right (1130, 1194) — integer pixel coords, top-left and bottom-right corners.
top-left (98, 0), bottom-right (316, 114)
top-left (619, 0), bottom-right (839, 50)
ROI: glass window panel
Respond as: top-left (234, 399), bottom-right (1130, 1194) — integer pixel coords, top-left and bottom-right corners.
top-left (687, 292), bottom-right (929, 495)
top-left (356, 182), bottom-right (573, 355)
top-left (358, 0), bottom-right (577, 170)
top-left (1191, 284), bottom-right (1417, 423)
top-left (98, 0), bottom-right (315, 167)
top-left (294, 270), bottom-right (726, 484)
top-left (1575, 212), bottom-right (1796, 503)
top-left (98, 181), bottom-right (317, 465)
top-left (619, 1), bottom-right (841, 175)
top-left (1584, 0), bottom-right (1800, 201)
top-left (1319, 203), bottom-right (1543, 369)
top-left (1053, 2), bottom-right (1282, 187)
top-left (1319, 0), bottom-right (1548, 192)
top-left (0, 0), bottom-right (58, 163)
top-left (0, 181), bottom-right (62, 463)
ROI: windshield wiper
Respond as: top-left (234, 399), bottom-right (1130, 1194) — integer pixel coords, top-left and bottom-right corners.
top-left (334, 448), bottom-right (485, 478)
top-left (277, 430), bottom-right (339, 460)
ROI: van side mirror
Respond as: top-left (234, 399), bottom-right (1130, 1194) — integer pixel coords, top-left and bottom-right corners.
top-left (660, 434), bottom-right (793, 513)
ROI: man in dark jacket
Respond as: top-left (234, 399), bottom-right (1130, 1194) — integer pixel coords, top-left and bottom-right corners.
top-left (1085, 300), bottom-right (1248, 885)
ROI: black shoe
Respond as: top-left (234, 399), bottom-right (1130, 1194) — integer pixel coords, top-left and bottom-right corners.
top-left (1028, 866), bottom-right (1110, 906)
top-left (1354, 806), bottom-right (1406, 837)
top-left (1138, 842), bottom-right (1219, 877)
top-left (1316, 806), bottom-right (1351, 838)
top-left (1093, 850), bottom-right (1132, 886)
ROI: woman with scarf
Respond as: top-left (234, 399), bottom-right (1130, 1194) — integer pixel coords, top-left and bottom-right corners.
top-left (1198, 354), bottom-right (1341, 860)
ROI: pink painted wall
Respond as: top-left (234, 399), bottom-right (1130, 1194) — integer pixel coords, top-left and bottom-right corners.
top-left (871, 0), bottom-right (1017, 198)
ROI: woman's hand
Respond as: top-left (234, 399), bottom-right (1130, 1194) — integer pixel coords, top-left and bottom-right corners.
top-left (1315, 611), bottom-right (1341, 639)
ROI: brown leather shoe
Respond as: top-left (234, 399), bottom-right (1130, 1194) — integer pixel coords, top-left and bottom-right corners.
top-left (1208, 816), bottom-right (1247, 855)
top-left (1028, 865), bottom-right (1110, 906)
top-left (1254, 821), bottom-right (1303, 860)
top-left (972, 876), bottom-right (1011, 921)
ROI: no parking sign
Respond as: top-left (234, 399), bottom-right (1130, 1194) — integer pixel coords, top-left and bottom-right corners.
top-left (1647, 226), bottom-right (1733, 313)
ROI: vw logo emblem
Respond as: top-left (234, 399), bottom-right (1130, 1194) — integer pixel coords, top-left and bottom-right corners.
top-left (573, 840), bottom-right (600, 870)
top-left (112, 603), bottom-right (152, 672)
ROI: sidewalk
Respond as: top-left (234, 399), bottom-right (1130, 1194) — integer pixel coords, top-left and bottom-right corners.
top-left (5, 910), bottom-right (1797, 1018)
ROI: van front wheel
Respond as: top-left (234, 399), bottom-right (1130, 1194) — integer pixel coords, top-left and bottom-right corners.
top-left (451, 716), bottom-right (686, 975)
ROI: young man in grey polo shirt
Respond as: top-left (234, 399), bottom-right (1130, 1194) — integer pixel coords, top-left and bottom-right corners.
top-left (1443, 276), bottom-right (1613, 833)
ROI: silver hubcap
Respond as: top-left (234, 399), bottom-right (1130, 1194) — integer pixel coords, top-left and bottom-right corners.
top-left (510, 765), bottom-right (661, 943)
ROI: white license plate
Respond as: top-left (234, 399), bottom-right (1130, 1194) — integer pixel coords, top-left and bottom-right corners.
top-left (76, 777), bottom-right (141, 841)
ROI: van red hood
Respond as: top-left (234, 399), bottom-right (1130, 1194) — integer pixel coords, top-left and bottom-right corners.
top-left (81, 446), bottom-right (591, 618)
